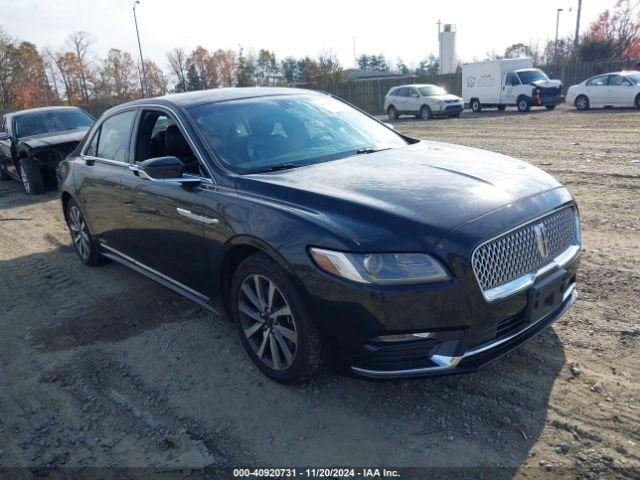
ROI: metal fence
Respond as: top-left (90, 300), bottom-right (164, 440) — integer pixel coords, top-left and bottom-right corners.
top-left (312, 58), bottom-right (640, 115)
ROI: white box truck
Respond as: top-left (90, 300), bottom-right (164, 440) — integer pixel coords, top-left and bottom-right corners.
top-left (462, 58), bottom-right (564, 113)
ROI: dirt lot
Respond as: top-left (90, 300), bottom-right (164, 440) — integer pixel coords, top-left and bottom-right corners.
top-left (0, 105), bottom-right (638, 479)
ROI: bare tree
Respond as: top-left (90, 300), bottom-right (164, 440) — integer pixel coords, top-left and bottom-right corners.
top-left (67, 31), bottom-right (94, 102)
top-left (167, 47), bottom-right (188, 92)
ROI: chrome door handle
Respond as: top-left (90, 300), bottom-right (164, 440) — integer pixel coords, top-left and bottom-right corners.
top-left (176, 208), bottom-right (219, 225)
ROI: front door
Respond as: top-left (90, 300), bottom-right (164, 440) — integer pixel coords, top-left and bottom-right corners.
top-left (502, 72), bottom-right (519, 104)
top-left (585, 75), bottom-right (608, 106)
top-left (119, 109), bottom-right (210, 297)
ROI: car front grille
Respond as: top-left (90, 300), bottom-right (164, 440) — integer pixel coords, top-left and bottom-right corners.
top-left (471, 207), bottom-right (579, 294)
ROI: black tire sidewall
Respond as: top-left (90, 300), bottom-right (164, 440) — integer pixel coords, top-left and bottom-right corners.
top-left (576, 95), bottom-right (589, 110)
top-left (517, 98), bottom-right (530, 112)
top-left (635, 94), bottom-right (640, 109)
top-left (19, 158), bottom-right (44, 195)
top-left (420, 106), bottom-right (431, 120)
top-left (471, 99), bottom-right (481, 112)
top-left (387, 106), bottom-right (397, 120)
top-left (230, 253), bottom-right (322, 384)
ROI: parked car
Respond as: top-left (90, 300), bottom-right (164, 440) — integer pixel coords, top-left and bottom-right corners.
top-left (566, 71), bottom-right (640, 110)
top-left (58, 88), bottom-right (580, 383)
top-left (384, 84), bottom-right (464, 120)
top-left (462, 58), bottom-right (564, 112)
top-left (0, 106), bottom-right (94, 194)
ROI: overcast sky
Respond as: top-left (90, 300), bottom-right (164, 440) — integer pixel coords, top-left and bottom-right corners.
top-left (0, 0), bottom-right (615, 69)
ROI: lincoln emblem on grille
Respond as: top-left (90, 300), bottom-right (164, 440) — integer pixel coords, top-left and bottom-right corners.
top-left (534, 223), bottom-right (550, 259)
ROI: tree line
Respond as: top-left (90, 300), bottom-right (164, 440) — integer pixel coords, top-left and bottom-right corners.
top-left (0, 0), bottom-right (638, 114)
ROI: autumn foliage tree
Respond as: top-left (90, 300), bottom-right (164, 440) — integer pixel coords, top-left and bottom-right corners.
top-left (583, 0), bottom-right (640, 59)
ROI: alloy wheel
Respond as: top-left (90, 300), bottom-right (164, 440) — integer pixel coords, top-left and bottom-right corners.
top-left (20, 164), bottom-right (31, 194)
top-left (238, 274), bottom-right (298, 371)
top-left (576, 96), bottom-right (588, 110)
top-left (68, 205), bottom-right (91, 261)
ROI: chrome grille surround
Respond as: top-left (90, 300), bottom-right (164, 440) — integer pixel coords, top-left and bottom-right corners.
top-left (472, 206), bottom-right (580, 302)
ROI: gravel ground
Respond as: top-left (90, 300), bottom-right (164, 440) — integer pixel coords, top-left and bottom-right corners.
top-left (0, 104), bottom-right (638, 479)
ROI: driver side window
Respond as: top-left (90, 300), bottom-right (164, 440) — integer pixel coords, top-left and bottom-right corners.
top-left (136, 110), bottom-right (202, 176)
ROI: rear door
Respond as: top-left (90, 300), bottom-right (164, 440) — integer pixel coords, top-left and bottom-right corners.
top-left (406, 87), bottom-right (421, 113)
top-left (78, 109), bottom-right (137, 251)
top-left (118, 108), bottom-right (211, 297)
top-left (585, 75), bottom-right (608, 106)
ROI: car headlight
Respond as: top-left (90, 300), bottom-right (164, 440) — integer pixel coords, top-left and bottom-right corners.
top-left (309, 248), bottom-right (450, 285)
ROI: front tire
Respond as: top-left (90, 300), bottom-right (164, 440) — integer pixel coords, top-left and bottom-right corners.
top-left (18, 158), bottom-right (44, 195)
top-left (517, 97), bottom-right (531, 112)
top-left (575, 95), bottom-right (590, 111)
top-left (635, 94), bottom-right (640, 110)
top-left (65, 199), bottom-right (103, 266)
top-left (470, 99), bottom-right (482, 112)
top-left (231, 253), bottom-right (323, 384)
top-left (386, 106), bottom-right (398, 120)
top-left (420, 105), bottom-right (433, 120)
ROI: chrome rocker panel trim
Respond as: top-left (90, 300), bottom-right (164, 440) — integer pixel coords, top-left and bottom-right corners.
top-left (351, 284), bottom-right (577, 379)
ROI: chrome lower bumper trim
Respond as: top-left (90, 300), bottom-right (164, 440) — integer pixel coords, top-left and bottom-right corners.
top-left (351, 285), bottom-right (577, 379)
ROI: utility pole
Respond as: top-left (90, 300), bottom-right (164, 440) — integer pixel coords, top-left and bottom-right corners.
top-left (574, 0), bottom-right (583, 48)
top-left (133, 0), bottom-right (148, 97)
top-left (436, 20), bottom-right (442, 74)
top-left (554, 8), bottom-right (564, 73)
top-left (353, 37), bottom-right (356, 69)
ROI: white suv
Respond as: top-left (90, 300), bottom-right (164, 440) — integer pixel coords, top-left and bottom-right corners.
top-left (384, 84), bottom-right (464, 120)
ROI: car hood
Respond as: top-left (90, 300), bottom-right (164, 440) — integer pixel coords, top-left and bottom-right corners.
top-left (529, 79), bottom-right (563, 88)
top-left (18, 128), bottom-right (89, 149)
top-left (239, 141), bottom-right (563, 247)
top-left (430, 93), bottom-right (462, 101)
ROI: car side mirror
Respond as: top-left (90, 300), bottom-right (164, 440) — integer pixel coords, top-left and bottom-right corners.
top-left (129, 156), bottom-right (201, 184)
top-left (0, 132), bottom-right (9, 142)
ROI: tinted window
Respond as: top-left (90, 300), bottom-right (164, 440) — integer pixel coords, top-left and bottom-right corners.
top-left (587, 76), bottom-right (608, 86)
top-left (14, 109), bottom-right (94, 138)
top-left (95, 110), bottom-right (136, 162)
top-left (188, 94), bottom-right (407, 174)
top-left (407, 89), bottom-right (419, 98)
top-left (505, 72), bottom-right (519, 86)
top-left (516, 69), bottom-right (549, 84)
top-left (396, 88), bottom-right (408, 97)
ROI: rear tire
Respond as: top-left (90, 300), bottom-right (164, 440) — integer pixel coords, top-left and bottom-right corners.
top-left (635, 94), bottom-right (640, 110)
top-left (470, 99), bottom-right (482, 112)
top-left (420, 105), bottom-right (433, 120)
top-left (231, 253), bottom-right (323, 384)
top-left (575, 95), bottom-right (590, 111)
top-left (387, 106), bottom-right (398, 120)
top-left (517, 97), bottom-right (531, 112)
top-left (18, 157), bottom-right (44, 195)
top-left (65, 199), bottom-right (104, 266)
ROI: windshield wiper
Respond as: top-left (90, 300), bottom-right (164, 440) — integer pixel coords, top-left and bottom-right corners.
top-left (356, 146), bottom-right (391, 155)
top-left (250, 163), bottom-right (303, 173)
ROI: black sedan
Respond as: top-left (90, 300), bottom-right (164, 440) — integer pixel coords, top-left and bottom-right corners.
top-left (1, 106), bottom-right (94, 194)
top-left (57, 88), bottom-right (581, 383)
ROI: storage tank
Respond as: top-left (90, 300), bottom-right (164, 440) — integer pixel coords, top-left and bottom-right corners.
top-left (439, 24), bottom-right (457, 74)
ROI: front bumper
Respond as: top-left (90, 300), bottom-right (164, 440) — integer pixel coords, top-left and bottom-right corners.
top-left (535, 94), bottom-right (565, 106)
top-left (351, 284), bottom-right (576, 379)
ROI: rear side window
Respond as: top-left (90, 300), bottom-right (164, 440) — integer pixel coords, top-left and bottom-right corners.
top-left (92, 110), bottom-right (136, 162)
top-left (608, 74), bottom-right (630, 86)
top-left (587, 76), bottom-right (608, 86)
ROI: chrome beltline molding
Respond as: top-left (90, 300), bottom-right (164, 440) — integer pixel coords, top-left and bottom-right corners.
top-left (351, 284), bottom-right (577, 379)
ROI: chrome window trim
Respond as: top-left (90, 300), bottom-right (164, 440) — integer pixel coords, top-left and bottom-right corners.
top-left (83, 103), bottom-right (217, 184)
top-left (100, 243), bottom-right (210, 301)
top-left (351, 285), bottom-right (577, 378)
top-left (80, 155), bottom-right (128, 167)
top-left (471, 205), bottom-right (581, 302)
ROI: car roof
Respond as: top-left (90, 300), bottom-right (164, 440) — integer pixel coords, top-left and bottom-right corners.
top-left (391, 84), bottom-right (438, 89)
top-left (4, 106), bottom-right (84, 118)
top-left (105, 87), bottom-right (325, 115)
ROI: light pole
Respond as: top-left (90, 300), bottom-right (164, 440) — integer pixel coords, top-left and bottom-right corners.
top-left (133, 0), bottom-right (148, 97)
top-left (554, 8), bottom-right (564, 74)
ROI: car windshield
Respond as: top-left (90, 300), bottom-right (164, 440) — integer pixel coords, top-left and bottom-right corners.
top-left (624, 72), bottom-right (640, 84)
top-left (187, 94), bottom-right (408, 174)
top-left (418, 86), bottom-right (446, 96)
top-left (516, 69), bottom-right (549, 84)
top-left (15, 109), bottom-right (94, 138)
